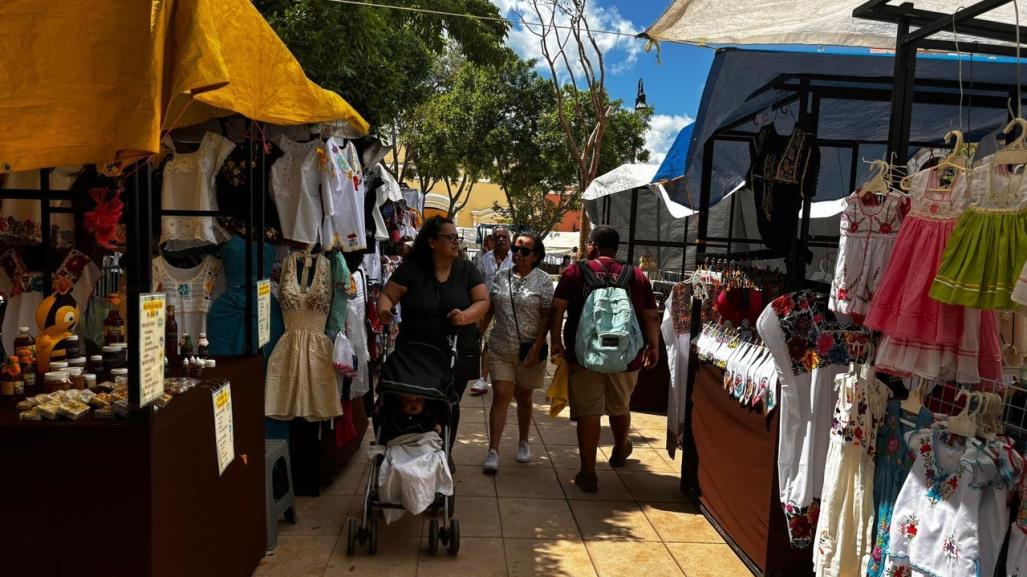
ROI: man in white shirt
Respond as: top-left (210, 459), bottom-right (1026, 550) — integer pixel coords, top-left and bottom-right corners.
top-left (471, 227), bottom-right (512, 394)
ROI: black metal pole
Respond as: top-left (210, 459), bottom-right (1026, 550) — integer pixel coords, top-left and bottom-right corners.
top-left (40, 169), bottom-right (52, 294)
top-left (244, 119), bottom-right (254, 355)
top-left (887, 17), bottom-right (917, 164)
top-left (627, 188), bottom-right (639, 263)
top-left (126, 165), bottom-right (142, 409)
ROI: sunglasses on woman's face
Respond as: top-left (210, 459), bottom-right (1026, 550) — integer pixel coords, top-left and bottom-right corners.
top-left (512, 246), bottom-right (534, 256)
top-left (435, 233), bottom-right (460, 243)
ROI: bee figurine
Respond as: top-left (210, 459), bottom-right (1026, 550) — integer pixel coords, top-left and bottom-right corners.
top-left (35, 293), bottom-right (79, 374)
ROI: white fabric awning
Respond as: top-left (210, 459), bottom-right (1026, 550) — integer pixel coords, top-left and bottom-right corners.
top-left (582, 164), bottom-right (659, 200)
top-left (645, 1), bottom-right (1021, 49)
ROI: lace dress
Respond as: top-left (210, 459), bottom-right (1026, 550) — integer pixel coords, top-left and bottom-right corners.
top-left (159, 132), bottom-right (236, 250)
top-left (271, 136), bottom-right (323, 245)
top-left (265, 252), bottom-right (341, 421)
top-left (151, 255), bottom-right (222, 343)
top-left (830, 193), bottom-right (905, 320)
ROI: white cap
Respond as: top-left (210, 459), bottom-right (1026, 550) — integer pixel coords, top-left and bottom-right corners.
top-left (18, 326), bottom-right (30, 333)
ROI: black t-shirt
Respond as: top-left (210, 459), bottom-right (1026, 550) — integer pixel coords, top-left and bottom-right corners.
top-left (391, 258), bottom-right (484, 354)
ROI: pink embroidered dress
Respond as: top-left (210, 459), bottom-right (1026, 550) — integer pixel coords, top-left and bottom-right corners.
top-left (864, 167), bottom-right (1002, 384)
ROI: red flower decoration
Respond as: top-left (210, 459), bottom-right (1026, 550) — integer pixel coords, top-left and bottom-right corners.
top-left (84, 187), bottom-right (124, 249)
top-left (905, 524), bottom-right (917, 538)
top-left (816, 332), bottom-right (835, 354)
top-left (880, 223), bottom-right (893, 234)
top-left (849, 221), bottom-right (860, 232)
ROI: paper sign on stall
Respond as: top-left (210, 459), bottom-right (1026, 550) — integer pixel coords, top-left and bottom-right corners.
top-left (138, 293), bottom-right (166, 407)
top-left (211, 383), bottom-right (235, 475)
top-left (257, 279), bottom-right (271, 348)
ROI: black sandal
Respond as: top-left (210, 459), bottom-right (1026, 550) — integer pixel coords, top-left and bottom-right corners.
top-left (609, 440), bottom-right (633, 468)
top-left (574, 471), bottom-right (599, 493)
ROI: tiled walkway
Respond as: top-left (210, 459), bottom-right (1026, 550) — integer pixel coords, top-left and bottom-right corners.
top-left (254, 386), bottom-right (752, 577)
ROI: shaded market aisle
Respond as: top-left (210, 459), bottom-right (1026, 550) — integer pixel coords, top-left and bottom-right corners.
top-left (254, 383), bottom-right (752, 577)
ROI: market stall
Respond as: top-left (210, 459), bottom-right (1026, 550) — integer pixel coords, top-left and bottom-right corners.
top-left (0, 1), bottom-right (371, 575)
top-left (645, 4), bottom-right (1027, 573)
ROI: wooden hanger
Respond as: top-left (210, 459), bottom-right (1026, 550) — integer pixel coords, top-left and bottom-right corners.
top-left (937, 130), bottom-right (969, 171)
top-left (946, 389), bottom-right (978, 437)
top-left (859, 160), bottom-right (892, 198)
top-left (995, 118), bottom-right (1027, 166)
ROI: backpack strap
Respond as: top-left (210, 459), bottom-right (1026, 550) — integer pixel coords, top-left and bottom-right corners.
top-left (578, 260), bottom-right (603, 291)
top-left (614, 264), bottom-right (635, 291)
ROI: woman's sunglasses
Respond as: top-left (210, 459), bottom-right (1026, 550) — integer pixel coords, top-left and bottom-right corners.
top-left (512, 246), bottom-right (535, 256)
top-left (435, 233), bottom-right (460, 243)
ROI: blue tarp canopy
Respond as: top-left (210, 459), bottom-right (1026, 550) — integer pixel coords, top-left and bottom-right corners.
top-left (656, 48), bottom-right (1023, 210)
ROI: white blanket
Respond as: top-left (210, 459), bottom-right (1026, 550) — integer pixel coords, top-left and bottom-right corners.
top-left (377, 432), bottom-right (453, 524)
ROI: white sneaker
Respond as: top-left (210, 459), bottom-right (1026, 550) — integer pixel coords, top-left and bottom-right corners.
top-left (483, 449), bottom-right (499, 474)
top-left (469, 379), bottom-right (489, 395)
top-left (516, 440), bottom-right (532, 463)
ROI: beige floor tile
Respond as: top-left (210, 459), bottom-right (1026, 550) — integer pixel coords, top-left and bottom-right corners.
top-left (277, 495), bottom-right (353, 537)
top-left (618, 471), bottom-right (689, 503)
top-left (505, 538), bottom-right (598, 577)
top-left (452, 464), bottom-right (498, 496)
top-left (537, 424), bottom-right (580, 446)
top-left (569, 500), bottom-right (660, 542)
top-left (630, 413), bottom-right (668, 430)
top-left (639, 502), bottom-right (724, 544)
top-left (452, 437), bottom-right (490, 466)
top-left (324, 536), bottom-right (420, 577)
top-left (598, 446), bottom-right (676, 474)
top-left (323, 461), bottom-right (371, 496)
top-left (254, 535), bottom-right (337, 577)
top-left (499, 497), bottom-right (581, 540)
top-left (454, 422), bottom-right (490, 445)
top-left (632, 428), bottom-right (667, 448)
top-left (585, 540), bottom-right (685, 577)
top-left (424, 495), bottom-right (501, 538)
top-left (496, 466), bottom-right (565, 499)
top-left (416, 537), bottom-right (507, 577)
top-left (546, 444), bottom-right (611, 471)
top-left (556, 468), bottom-right (633, 501)
top-left (494, 442), bottom-right (554, 469)
top-left (665, 542), bottom-right (751, 577)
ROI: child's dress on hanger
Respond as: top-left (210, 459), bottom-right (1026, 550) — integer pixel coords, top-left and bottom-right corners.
top-left (830, 192), bottom-right (906, 321)
top-left (930, 159), bottom-right (1027, 310)
top-left (265, 252), bottom-right (341, 421)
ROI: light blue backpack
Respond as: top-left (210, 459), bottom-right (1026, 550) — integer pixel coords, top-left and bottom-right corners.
top-left (574, 261), bottom-right (644, 374)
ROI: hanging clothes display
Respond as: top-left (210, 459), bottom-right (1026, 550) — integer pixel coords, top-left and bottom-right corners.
top-left (326, 251), bottom-right (351, 337)
top-left (929, 159), bottom-right (1027, 310)
top-left (661, 283), bottom-right (691, 458)
top-left (812, 364), bottom-right (888, 577)
top-left (749, 121), bottom-right (820, 255)
top-left (757, 290), bottom-right (874, 549)
top-left (829, 192), bottom-right (906, 321)
top-left (0, 249), bottom-right (98, 353)
top-left (321, 137), bottom-right (366, 252)
top-left (265, 251), bottom-right (341, 421)
top-left (159, 132), bottom-right (236, 250)
top-left (346, 269), bottom-right (371, 400)
top-left (215, 139), bottom-right (285, 242)
top-left (1, 166), bottom-right (79, 248)
top-left (152, 254), bottom-right (222, 342)
top-left (864, 166), bottom-right (1002, 384)
top-left (271, 136), bottom-right (323, 245)
top-left (206, 236), bottom-right (284, 356)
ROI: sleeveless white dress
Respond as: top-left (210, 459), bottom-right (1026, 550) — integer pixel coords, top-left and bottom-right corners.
top-left (265, 252), bottom-right (341, 421)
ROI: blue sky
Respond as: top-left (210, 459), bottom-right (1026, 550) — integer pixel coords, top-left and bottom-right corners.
top-left (490, 0), bottom-right (715, 165)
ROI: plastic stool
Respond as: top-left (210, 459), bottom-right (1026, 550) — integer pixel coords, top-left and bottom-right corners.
top-left (265, 439), bottom-right (298, 551)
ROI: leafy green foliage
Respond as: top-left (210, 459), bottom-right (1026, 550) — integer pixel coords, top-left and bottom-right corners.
top-left (254, 0), bottom-right (509, 130)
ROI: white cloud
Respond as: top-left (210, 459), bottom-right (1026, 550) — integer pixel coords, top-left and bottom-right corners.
top-left (492, 0), bottom-right (643, 81)
top-left (645, 114), bottom-right (693, 166)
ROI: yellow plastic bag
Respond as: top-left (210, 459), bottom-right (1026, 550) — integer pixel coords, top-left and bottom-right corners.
top-left (547, 355), bottom-right (569, 417)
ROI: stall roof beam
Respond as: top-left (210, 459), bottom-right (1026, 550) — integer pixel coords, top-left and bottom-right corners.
top-left (854, 0), bottom-right (1027, 49)
top-left (903, 0), bottom-right (1017, 45)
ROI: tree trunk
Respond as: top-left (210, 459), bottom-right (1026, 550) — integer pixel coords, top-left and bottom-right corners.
top-left (577, 211), bottom-right (591, 255)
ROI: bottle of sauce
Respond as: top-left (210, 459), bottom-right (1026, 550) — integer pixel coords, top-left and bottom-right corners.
top-left (166, 304), bottom-right (179, 365)
top-left (104, 295), bottom-right (126, 345)
top-left (14, 327), bottom-right (37, 396)
top-left (180, 333), bottom-right (194, 358)
top-left (1, 356), bottom-right (24, 406)
top-left (64, 335), bottom-right (81, 360)
top-left (197, 333), bottom-right (209, 359)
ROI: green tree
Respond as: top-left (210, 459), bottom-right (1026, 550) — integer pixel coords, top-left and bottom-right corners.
top-left (254, 0), bottom-right (509, 130)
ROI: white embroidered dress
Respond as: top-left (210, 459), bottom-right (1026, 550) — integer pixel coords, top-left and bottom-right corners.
top-left (160, 132), bottom-right (236, 250)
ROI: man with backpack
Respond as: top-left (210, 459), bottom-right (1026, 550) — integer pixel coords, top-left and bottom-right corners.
top-left (549, 225), bottom-right (661, 493)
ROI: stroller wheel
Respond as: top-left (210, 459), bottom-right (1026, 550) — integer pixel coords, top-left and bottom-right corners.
top-left (448, 519), bottom-right (460, 555)
top-left (346, 518), bottom-right (358, 556)
top-left (427, 519), bottom-right (440, 555)
top-left (368, 518), bottom-right (379, 555)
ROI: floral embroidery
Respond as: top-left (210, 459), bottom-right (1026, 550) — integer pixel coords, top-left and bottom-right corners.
top-left (0, 249), bottom-right (90, 297)
top-left (916, 434), bottom-right (964, 505)
top-left (942, 534), bottom-right (959, 559)
top-left (885, 565), bottom-right (911, 577)
top-left (177, 283), bottom-right (192, 299)
top-left (782, 499), bottom-right (820, 549)
top-left (770, 290), bottom-right (873, 375)
top-left (898, 514), bottom-right (918, 541)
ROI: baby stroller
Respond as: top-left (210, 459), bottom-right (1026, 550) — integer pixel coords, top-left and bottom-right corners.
top-left (346, 339), bottom-right (461, 556)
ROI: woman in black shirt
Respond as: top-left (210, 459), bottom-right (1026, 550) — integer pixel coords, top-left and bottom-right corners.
top-left (377, 216), bottom-right (489, 448)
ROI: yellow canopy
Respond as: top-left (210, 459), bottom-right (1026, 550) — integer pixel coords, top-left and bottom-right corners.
top-left (0, 0), bottom-right (369, 173)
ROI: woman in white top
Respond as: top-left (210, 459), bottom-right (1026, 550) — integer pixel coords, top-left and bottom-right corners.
top-left (480, 232), bottom-right (554, 474)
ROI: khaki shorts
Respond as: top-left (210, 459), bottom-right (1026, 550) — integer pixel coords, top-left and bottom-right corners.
top-left (488, 350), bottom-right (546, 390)
top-left (567, 364), bottom-right (639, 418)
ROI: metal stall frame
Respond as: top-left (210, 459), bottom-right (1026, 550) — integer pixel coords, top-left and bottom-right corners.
top-left (0, 118), bottom-right (269, 409)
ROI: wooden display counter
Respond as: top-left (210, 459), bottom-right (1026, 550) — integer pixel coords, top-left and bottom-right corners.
top-left (0, 355), bottom-right (266, 577)
top-left (683, 361), bottom-right (812, 577)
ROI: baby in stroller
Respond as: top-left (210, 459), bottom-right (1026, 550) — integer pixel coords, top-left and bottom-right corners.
top-left (348, 341), bottom-right (461, 555)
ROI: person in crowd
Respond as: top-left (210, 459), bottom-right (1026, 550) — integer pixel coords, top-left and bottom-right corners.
top-left (472, 233), bottom-right (495, 270)
top-left (377, 216), bottom-right (489, 449)
top-left (479, 232), bottom-right (554, 474)
top-left (549, 225), bottom-right (660, 493)
top-left (470, 226), bottom-right (513, 395)
top-left (559, 254), bottom-right (572, 274)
